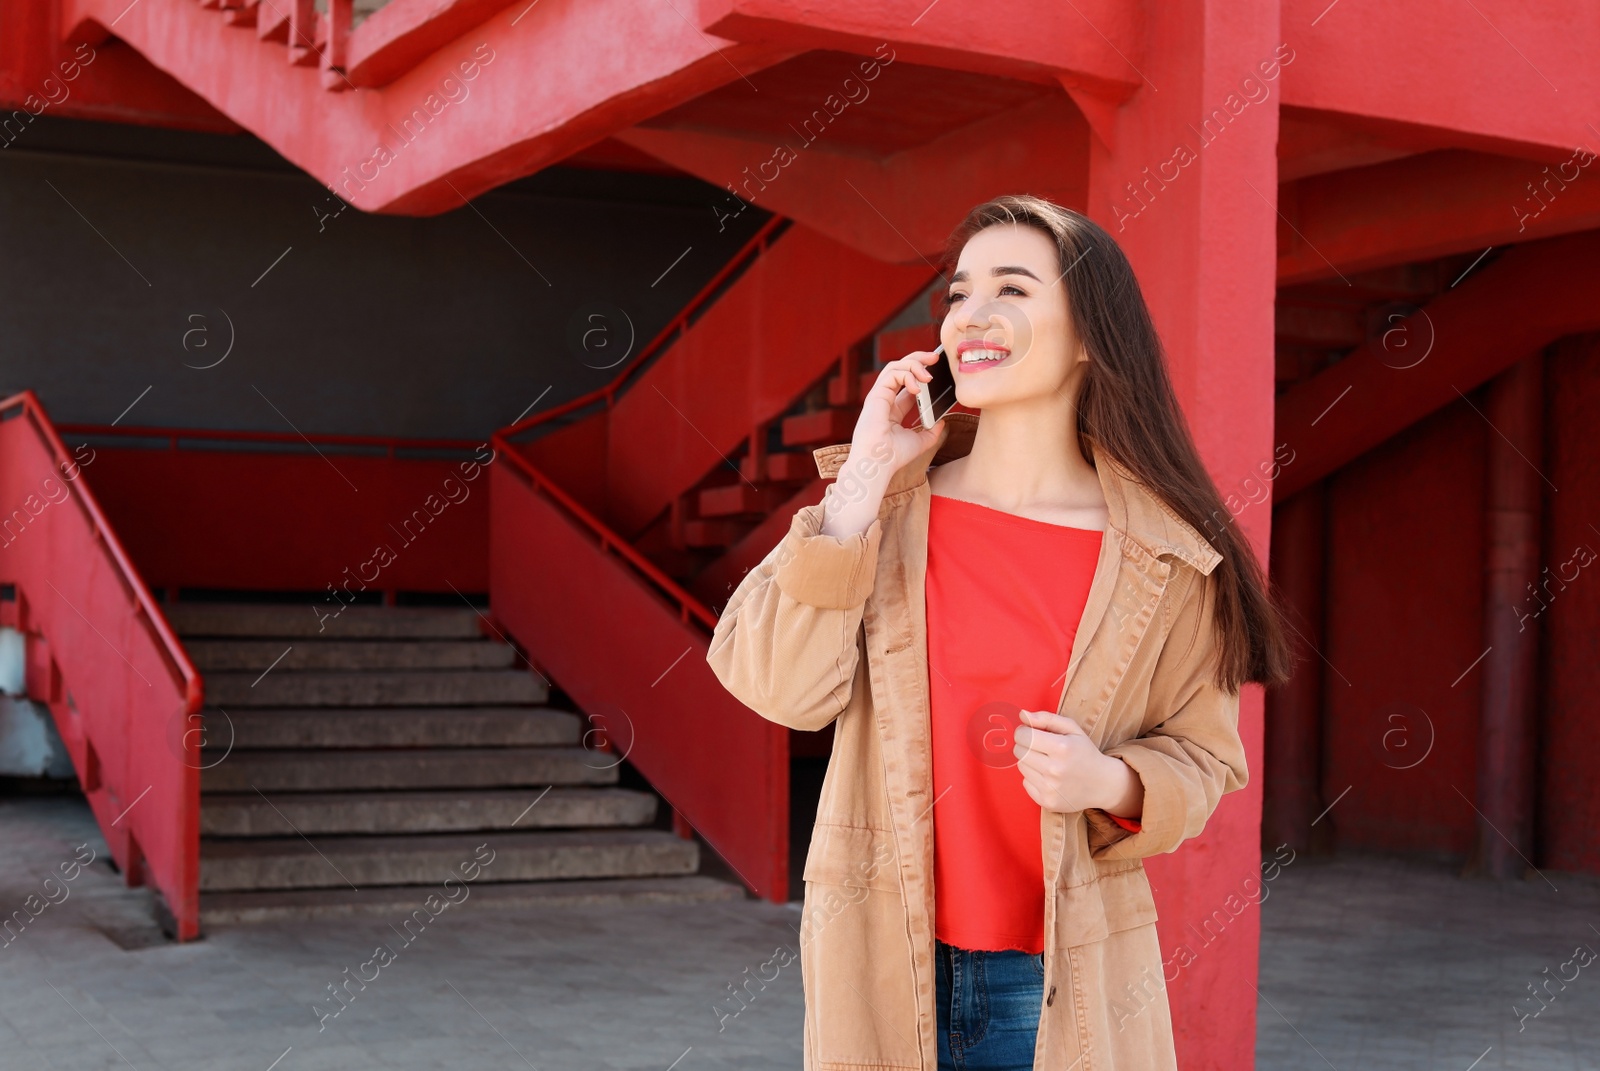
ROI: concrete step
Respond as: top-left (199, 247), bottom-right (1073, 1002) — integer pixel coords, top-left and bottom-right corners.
top-left (204, 706), bottom-right (582, 749)
top-left (185, 639), bottom-right (516, 672)
top-left (167, 603), bottom-right (484, 640)
top-left (201, 787), bottom-right (656, 836)
top-left (204, 668), bottom-right (547, 707)
top-left (199, 829), bottom-right (701, 891)
top-left (201, 747), bottom-right (618, 792)
top-left (199, 875), bottom-right (746, 925)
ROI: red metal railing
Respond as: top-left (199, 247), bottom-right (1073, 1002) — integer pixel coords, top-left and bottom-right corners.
top-left (499, 214), bottom-right (788, 441)
top-left (490, 443), bottom-right (717, 630)
top-left (488, 453), bottom-right (788, 900)
top-left (190, 0), bottom-right (513, 91)
top-left (493, 210), bottom-right (797, 643)
top-left (0, 391), bottom-right (203, 939)
top-left (199, 0), bottom-right (350, 88)
top-left (491, 214), bottom-right (792, 900)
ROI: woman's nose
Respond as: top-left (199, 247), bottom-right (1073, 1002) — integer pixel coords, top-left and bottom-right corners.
top-left (947, 295), bottom-right (1019, 352)
top-left (955, 305), bottom-right (1009, 341)
top-left (951, 297), bottom-right (993, 334)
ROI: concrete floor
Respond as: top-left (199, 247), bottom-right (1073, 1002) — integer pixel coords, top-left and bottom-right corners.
top-left (1, 795), bottom-right (1596, 1070)
top-left (1254, 848), bottom-right (1600, 1070)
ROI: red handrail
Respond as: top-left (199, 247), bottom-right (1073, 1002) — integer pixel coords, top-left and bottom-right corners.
top-left (487, 219), bottom-right (796, 902)
top-left (499, 214), bottom-right (787, 441)
top-left (0, 390), bottom-right (202, 940)
top-left (490, 432), bottom-right (718, 631)
top-left (5, 394), bottom-right (201, 701)
top-left (489, 215), bottom-right (789, 633)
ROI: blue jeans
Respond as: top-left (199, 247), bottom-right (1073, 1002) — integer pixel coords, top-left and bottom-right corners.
top-left (935, 937), bottom-right (1045, 1070)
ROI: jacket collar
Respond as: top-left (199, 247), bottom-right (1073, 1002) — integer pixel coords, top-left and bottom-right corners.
top-left (811, 410), bottom-right (1223, 575)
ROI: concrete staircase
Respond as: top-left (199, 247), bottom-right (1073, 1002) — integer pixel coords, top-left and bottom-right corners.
top-left (167, 603), bottom-right (743, 925)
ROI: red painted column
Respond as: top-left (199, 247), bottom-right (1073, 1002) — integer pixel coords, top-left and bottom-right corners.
top-left (1082, 2), bottom-right (1283, 1065)
top-left (1265, 484), bottom-right (1326, 853)
top-left (1469, 353), bottom-right (1544, 878)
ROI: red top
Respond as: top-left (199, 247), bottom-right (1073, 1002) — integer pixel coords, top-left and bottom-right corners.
top-left (926, 493), bottom-right (1139, 954)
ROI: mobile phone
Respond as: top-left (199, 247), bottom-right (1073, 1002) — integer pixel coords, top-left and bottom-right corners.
top-left (916, 344), bottom-right (958, 430)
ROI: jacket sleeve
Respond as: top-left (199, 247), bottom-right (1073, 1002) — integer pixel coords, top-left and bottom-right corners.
top-left (705, 500), bottom-right (883, 733)
top-left (1084, 565), bottom-right (1249, 860)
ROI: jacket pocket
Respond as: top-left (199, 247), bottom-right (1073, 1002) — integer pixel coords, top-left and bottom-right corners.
top-left (1054, 863), bottom-right (1158, 948)
top-left (1099, 862), bottom-right (1159, 935)
top-left (802, 823), bottom-right (900, 893)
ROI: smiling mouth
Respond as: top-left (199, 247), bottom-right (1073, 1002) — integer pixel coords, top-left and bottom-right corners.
top-left (958, 347), bottom-right (1009, 365)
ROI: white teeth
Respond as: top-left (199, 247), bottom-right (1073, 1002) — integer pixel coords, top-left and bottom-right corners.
top-left (960, 348), bottom-right (1008, 363)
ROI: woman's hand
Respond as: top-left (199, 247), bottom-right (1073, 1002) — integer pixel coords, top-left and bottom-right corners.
top-left (1013, 709), bottom-right (1145, 818)
top-left (820, 350), bottom-right (947, 539)
top-left (848, 349), bottom-right (948, 476)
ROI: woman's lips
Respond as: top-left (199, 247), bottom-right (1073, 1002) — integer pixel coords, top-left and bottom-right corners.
top-left (956, 345), bottom-right (1010, 372)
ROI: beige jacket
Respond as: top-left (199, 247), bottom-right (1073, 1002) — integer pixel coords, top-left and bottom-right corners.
top-left (706, 410), bottom-right (1248, 1071)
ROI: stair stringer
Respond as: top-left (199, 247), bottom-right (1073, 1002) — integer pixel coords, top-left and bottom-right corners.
top-left (489, 458), bottom-right (789, 901)
top-left (601, 222), bottom-right (934, 537)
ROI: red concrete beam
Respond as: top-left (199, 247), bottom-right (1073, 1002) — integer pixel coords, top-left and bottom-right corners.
top-left (697, 0), bottom-right (1146, 98)
top-left (696, 0), bottom-right (1148, 152)
top-left (0, 5), bottom-right (236, 133)
top-left (616, 91), bottom-right (1090, 264)
top-left (1281, 0), bottom-right (1600, 161)
top-left (1276, 229), bottom-right (1600, 498)
top-left (1278, 148), bottom-right (1600, 286)
top-left (345, 0), bottom-right (519, 88)
top-left (60, 0), bottom-right (800, 214)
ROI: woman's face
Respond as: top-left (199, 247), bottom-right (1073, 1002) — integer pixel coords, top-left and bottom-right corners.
top-left (938, 222), bottom-right (1086, 411)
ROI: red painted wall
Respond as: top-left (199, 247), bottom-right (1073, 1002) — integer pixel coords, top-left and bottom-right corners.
top-left (1540, 334), bottom-right (1600, 874)
top-left (1320, 337), bottom-right (1600, 877)
top-left (81, 444), bottom-right (491, 596)
top-left (1321, 395), bottom-right (1486, 857)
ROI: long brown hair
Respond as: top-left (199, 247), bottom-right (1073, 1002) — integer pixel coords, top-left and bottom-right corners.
top-left (939, 194), bottom-right (1293, 693)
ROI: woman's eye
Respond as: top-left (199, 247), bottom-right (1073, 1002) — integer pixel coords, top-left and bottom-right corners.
top-left (943, 286), bottom-right (1024, 305)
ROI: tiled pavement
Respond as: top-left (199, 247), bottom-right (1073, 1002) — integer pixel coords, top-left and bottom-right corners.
top-left (0, 796), bottom-right (804, 1071)
top-left (2, 795), bottom-right (1596, 1070)
top-left (1254, 849), bottom-right (1599, 1070)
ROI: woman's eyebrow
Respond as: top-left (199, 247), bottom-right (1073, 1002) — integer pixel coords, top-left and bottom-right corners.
top-left (948, 265), bottom-right (1043, 283)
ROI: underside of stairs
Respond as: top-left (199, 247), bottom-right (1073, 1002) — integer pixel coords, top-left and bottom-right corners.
top-left (167, 602), bottom-right (743, 925)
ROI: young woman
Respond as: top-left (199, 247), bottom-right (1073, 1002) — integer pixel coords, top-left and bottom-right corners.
top-left (708, 194), bottom-right (1292, 1071)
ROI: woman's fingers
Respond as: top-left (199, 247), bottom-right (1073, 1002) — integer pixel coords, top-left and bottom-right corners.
top-left (1014, 724), bottom-right (1063, 761)
top-left (888, 385), bottom-right (916, 422)
top-left (874, 355), bottom-right (933, 392)
top-left (875, 367), bottom-right (922, 403)
top-left (850, 352), bottom-right (945, 468)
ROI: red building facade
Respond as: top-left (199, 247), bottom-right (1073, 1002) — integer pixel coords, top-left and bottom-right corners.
top-left (3, 3), bottom-right (1598, 1067)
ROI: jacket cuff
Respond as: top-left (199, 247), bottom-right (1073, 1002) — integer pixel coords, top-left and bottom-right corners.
top-left (772, 503), bottom-right (884, 610)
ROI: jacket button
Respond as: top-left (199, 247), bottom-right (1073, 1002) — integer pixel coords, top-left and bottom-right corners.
top-left (1046, 985), bottom-right (1056, 1007)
